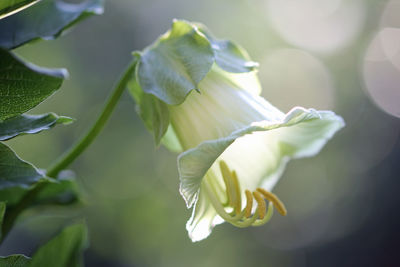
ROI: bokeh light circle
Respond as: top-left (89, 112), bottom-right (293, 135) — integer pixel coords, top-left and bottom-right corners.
top-left (266, 0), bottom-right (366, 53)
top-left (258, 48), bottom-right (336, 111)
top-left (363, 27), bottom-right (400, 118)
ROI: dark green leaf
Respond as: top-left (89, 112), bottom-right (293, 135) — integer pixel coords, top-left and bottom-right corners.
top-left (195, 23), bottom-right (258, 73)
top-left (30, 223), bottom-right (88, 267)
top-left (0, 0), bottom-right (103, 49)
top-left (0, 169), bottom-right (80, 207)
top-left (0, 0), bottom-right (39, 20)
top-left (136, 19), bottom-right (214, 105)
top-left (0, 113), bottom-right (74, 141)
top-left (129, 59), bottom-right (170, 145)
top-left (0, 142), bottom-right (48, 190)
top-left (0, 201), bottom-right (5, 239)
top-left (34, 170), bottom-right (80, 206)
top-left (0, 254), bottom-right (30, 267)
top-left (0, 49), bottom-right (67, 121)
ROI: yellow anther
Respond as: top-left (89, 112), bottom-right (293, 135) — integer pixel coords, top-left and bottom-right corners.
top-left (244, 190), bottom-right (253, 218)
top-left (253, 191), bottom-right (266, 220)
top-left (230, 171), bottom-right (242, 214)
top-left (257, 188), bottom-right (287, 216)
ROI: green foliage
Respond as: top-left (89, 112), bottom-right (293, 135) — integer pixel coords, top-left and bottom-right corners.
top-left (0, 0), bottom-right (38, 19)
top-left (0, 223), bottom-right (88, 267)
top-left (0, 113), bottom-right (73, 141)
top-left (0, 202), bottom-right (5, 239)
top-left (0, 0), bottom-right (105, 265)
top-left (0, 0), bottom-right (104, 49)
top-left (0, 49), bottom-right (67, 121)
top-left (0, 144), bottom-right (80, 232)
top-left (29, 223), bottom-right (88, 267)
top-left (0, 142), bottom-right (48, 190)
top-left (34, 170), bottom-right (80, 206)
top-left (0, 254), bottom-right (31, 267)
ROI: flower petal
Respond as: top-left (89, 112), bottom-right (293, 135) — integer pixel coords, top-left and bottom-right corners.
top-left (169, 65), bottom-right (283, 150)
top-left (186, 182), bottom-right (221, 242)
top-left (178, 107), bottom-right (344, 208)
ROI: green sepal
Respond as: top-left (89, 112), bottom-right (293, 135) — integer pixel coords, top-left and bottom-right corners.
top-left (195, 23), bottom-right (259, 73)
top-left (0, 113), bottom-right (74, 141)
top-left (0, 254), bottom-right (31, 267)
top-left (0, 49), bottom-right (67, 121)
top-left (136, 19), bottom-right (214, 105)
top-left (130, 19), bottom-right (261, 144)
top-left (0, 0), bottom-right (104, 49)
top-left (129, 53), bottom-right (170, 145)
top-left (161, 125), bottom-right (183, 153)
top-left (0, 0), bottom-right (38, 20)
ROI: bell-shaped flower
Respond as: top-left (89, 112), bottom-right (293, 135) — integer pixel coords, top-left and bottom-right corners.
top-left (128, 20), bottom-right (345, 242)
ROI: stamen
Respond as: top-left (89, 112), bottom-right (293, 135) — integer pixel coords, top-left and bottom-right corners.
top-left (257, 188), bottom-right (287, 216)
top-left (252, 202), bottom-right (274, 227)
top-left (219, 161), bottom-right (235, 207)
top-left (253, 191), bottom-right (266, 220)
top-left (244, 190), bottom-right (253, 218)
top-left (230, 171), bottom-right (242, 214)
top-left (204, 161), bottom-right (287, 230)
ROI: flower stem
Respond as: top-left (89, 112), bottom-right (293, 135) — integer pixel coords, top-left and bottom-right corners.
top-left (1, 60), bottom-right (137, 242)
top-left (47, 60), bottom-right (136, 177)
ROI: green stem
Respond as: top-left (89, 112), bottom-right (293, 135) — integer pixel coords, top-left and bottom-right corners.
top-left (1, 61), bottom-right (136, 242)
top-left (47, 60), bottom-right (136, 177)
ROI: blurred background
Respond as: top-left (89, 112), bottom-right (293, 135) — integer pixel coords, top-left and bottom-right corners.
top-left (1, 0), bottom-right (400, 266)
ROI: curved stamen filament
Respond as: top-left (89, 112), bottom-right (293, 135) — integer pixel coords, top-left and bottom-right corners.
top-left (230, 171), bottom-right (241, 214)
top-left (203, 160), bottom-right (287, 229)
top-left (219, 161), bottom-right (236, 207)
top-left (252, 202), bottom-right (274, 227)
top-left (257, 188), bottom-right (287, 216)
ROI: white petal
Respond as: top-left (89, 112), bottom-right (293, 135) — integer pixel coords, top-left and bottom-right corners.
top-left (178, 107), bottom-right (344, 208)
top-left (186, 182), bottom-right (220, 242)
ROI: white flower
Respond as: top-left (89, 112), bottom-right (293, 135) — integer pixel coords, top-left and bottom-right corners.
top-left (165, 65), bottom-right (344, 241)
top-left (130, 19), bottom-right (344, 242)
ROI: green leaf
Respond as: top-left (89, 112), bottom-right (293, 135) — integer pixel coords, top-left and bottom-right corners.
top-left (0, 201), bottom-right (5, 239)
top-left (136, 19), bottom-right (214, 105)
top-left (195, 23), bottom-right (259, 73)
top-left (0, 49), bottom-right (67, 121)
top-left (129, 59), bottom-right (170, 145)
top-left (0, 254), bottom-right (30, 267)
top-left (34, 170), bottom-right (80, 206)
top-left (0, 113), bottom-right (74, 141)
top-left (0, 142), bottom-right (47, 191)
top-left (0, 0), bottom-right (104, 49)
top-left (30, 223), bottom-right (88, 267)
top-left (0, 169), bottom-right (80, 207)
top-left (0, 0), bottom-right (39, 20)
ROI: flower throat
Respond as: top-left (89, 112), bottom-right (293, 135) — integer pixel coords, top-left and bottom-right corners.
top-left (204, 160), bottom-right (287, 228)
